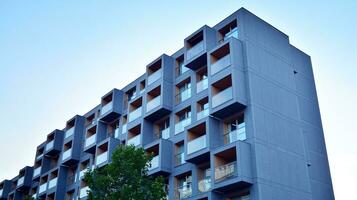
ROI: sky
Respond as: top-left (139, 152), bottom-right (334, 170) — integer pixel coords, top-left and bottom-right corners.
top-left (0, 0), bottom-right (356, 199)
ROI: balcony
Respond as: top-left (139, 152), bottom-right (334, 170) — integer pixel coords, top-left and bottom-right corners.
top-left (176, 88), bottom-right (191, 104)
top-left (128, 107), bottom-right (142, 122)
top-left (187, 135), bottom-right (207, 154)
top-left (224, 123), bottom-right (246, 144)
top-left (187, 41), bottom-right (204, 60)
top-left (174, 118), bottom-right (191, 135)
top-left (122, 123), bottom-right (127, 134)
top-left (38, 183), bottom-right (47, 194)
top-left (198, 178), bottom-right (211, 193)
top-left (147, 68), bottom-right (162, 85)
top-left (215, 161), bottom-right (236, 182)
top-left (212, 87), bottom-right (233, 108)
top-left (45, 141), bottom-right (54, 152)
top-left (146, 95), bottom-right (161, 112)
top-left (148, 155), bottom-right (159, 171)
top-left (196, 78), bottom-right (208, 93)
top-left (48, 178), bottom-right (57, 189)
top-left (100, 101), bottom-right (113, 116)
top-left (65, 127), bottom-right (74, 139)
top-left (36, 152), bottom-right (43, 160)
top-left (175, 183), bottom-right (192, 199)
top-left (62, 148), bottom-right (72, 161)
top-left (0, 189), bottom-right (2, 197)
top-left (127, 134), bottom-right (141, 146)
top-left (96, 151), bottom-right (108, 166)
top-left (85, 134), bottom-right (96, 148)
top-left (79, 168), bottom-right (89, 180)
top-left (156, 127), bottom-right (170, 140)
top-left (197, 109), bottom-right (209, 121)
top-left (33, 167), bottom-right (41, 178)
top-left (17, 177), bottom-right (24, 187)
top-left (210, 54), bottom-right (231, 75)
top-left (79, 186), bottom-right (90, 198)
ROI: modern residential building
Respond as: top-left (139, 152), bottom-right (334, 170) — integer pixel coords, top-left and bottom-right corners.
top-left (0, 8), bottom-right (334, 200)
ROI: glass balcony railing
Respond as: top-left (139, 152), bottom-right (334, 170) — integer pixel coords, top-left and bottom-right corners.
top-left (65, 127), bottom-right (75, 139)
top-left (17, 177), bottom-right (24, 187)
top-left (85, 134), bottom-right (96, 148)
top-left (187, 41), bottom-right (204, 60)
top-left (175, 118), bottom-right (191, 135)
top-left (196, 78), bottom-right (208, 93)
top-left (176, 88), bottom-right (191, 104)
top-left (36, 153), bottom-right (43, 160)
top-left (175, 153), bottom-right (185, 166)
top-left (79, 186), bottom-right (90, 198)
top-left (96, 151), bottom-right (108, 166)
top-left (147, 68), bottom-right (162, 85)
top-left (215, 161), bottom-right (237, 182)
top-left (127, 134), bottom-right (141, 146)
top-left (128, 107), bottom-right (142, 122)
top-left (210, 54), bottom-right (231, 75)
top-left (146, 95), bottom-right (161, 112)
top-left (187, 135), bottom-right (207, 154)
top-left (32, 194), bottom-right (37, 199)
top-left (212, 87), bottom-right (233, 108)
top-left (224, 123), bottom-right (246, 144)
top-left (33, 167), bottom-right (41, 178)
top-left (198, 178), bottom-right (211, 193)
top-left (79, 168), bottom-right (89, 179)
top-left (176, 183), bottom-right (192, 199)
top-left (0, 189), bottom-right (3, 197)
top-left (100, 102), bottom-right (113, 116)
top-left (197, 109), bottom-right (209, 121)
top-left (115, 128), bottom-right (120, 139)
top-left (62, 148), bottom-right (72, 161)
top-left (156, 127), bottom-right (170, 139)
top-left (48, 177), bottom-right (57, 189)
top-left (148, 155), bottom-right (159, 171)
top-left (45, 140), bottom-right (54, 152)
top-left (224, 28), bottom-right (238, 41)
top-left (122, 124), bottom-right (127, 134)
top-left (39, 183), bottom-right (47, 194)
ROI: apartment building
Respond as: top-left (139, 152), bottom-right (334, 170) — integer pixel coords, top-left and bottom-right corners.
top-left (0, 8), bottom-right (334, 200)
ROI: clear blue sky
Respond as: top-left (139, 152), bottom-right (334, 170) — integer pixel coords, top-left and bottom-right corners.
top-left (0, 1), bottom-right (355, 199)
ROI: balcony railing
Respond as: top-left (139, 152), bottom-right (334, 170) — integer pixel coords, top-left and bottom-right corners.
top-left (39, 183), bottom-right (47, 194)
top-left (33, 167), bottom-right (41, 178)
top-left (127, 134), bottom-right (141, 146)
top-left (17, 177), bottom-right (24, 187)
top-left (224, 27), bottom-right (238, 41)
top-left (174, 153), bottom-right (185, 166)
top-left (197, 109), bottom-right (209, 121)
top-left (79, 186), bottom-right (90, 198)
top-left (85, 134), bottom-right (96, 147)
top-left (215, 161), bottom-right (237, 182)
top-left (45, 140), bottom-right (54, 152)
top-left (175, 183), bottom-right (192, 199)
top-left (212, 87), bottom-right (233, 108)
top-left (198, 178), bottom-right (211, 193)
top-left (176, 88), bottom-right (191, 104)
top-left (62, 148), bottom-right (72, 161)
top-left (224, 122), bottom-right (246, 144)
top-left (156, 127), bottom-right (170, 139)
top-left (128, 107), bottom-right (142, 122)
top-left (0, 189), bottom-right (3, 197)
top-left (115, 128), bottom-right (120, 138)
top-left (36, 153), bottom-right (43, 160)
top-left (96, 151), bottom-right (108, 166)
top-left (210, 54), bottom-right (231, 75)
top-left (100, 101), bottom-right (113, 116)
top-left (148, 155), bottom-right (159, 171)
top-left (146, 95), bottom-right (161, 112)
top-left (65, 127), bottom-right (75, 139)
top-left (187, 135), bottom-right (207, 154)
top-left (187, 40), bottom-right (204, 60)
top-left (196, 78), bottom-right (208, 93)
top-left (48, 177), bottom-right (57, 189)
top-left (79, 168), bottom-right (89, 179)
top-left (147, 68), bottom-right (162, 85)
top-left (122, 124), bottom-right (127, 134)
top-left (174, 118), bottom-right (191, 135)
top-left (32, 194), bottom-right (37, 199)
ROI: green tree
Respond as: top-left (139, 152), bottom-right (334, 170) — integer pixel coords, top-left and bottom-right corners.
top-left (84, 144), bottom-right (166, 200)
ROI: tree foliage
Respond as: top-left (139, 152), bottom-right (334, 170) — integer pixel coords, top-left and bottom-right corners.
top-left (84, 145), bottom-right (166, 200)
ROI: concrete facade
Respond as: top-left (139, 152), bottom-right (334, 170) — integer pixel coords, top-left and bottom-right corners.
top-left (0, 8), bottom-right (334, 200)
